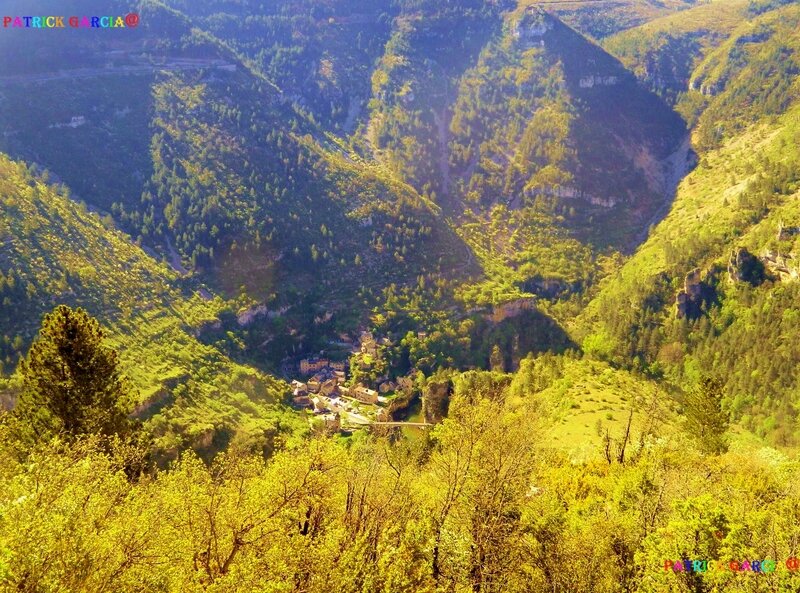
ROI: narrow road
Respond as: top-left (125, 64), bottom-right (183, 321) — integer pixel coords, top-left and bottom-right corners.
top-left (373, 421), bottom-right (433, 428)
top-left (0, 58), bottom-right (236, 85)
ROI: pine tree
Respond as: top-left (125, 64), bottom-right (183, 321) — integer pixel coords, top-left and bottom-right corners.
top-left (14, 305), bottom-right (136, 443)
top-left (685, 376), bottom-right (729, 454)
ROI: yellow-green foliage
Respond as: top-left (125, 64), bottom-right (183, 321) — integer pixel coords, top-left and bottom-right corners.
top-left (509, 355), bottom-right (678, 459)
top-left (618, 0), bottom-right (752, 37)
top-left (604, 0), bottom-right (753, 103)
top-left (455, 204), bottom-right (595, 307)
top-left (2, 380), bottom-right (800, 592)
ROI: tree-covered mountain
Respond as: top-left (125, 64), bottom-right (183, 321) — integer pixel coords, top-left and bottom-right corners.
top-left (161, 0), bottom-right (399, 131)
top-left (446, 7), bottom-right (687, 254)
top-left (604, 0), bottom-right (756, 104)
top-left (0, 0), bottom-right (480, 366)
top-left (1, 0), bottom-right (799, 448)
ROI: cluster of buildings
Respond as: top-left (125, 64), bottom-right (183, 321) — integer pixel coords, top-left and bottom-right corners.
top-left (291, 374), bottom-right (380, 407)
top-left (290, 379), bottom-right (388, 435)
top-left (299, 356), bottom-right (346, 376)
top-left (288, 331), bottom-right (409, 431)
top-left (290, 352), bottom-right (380, 433)
top-left (356, 331), bottom-right (382, 357)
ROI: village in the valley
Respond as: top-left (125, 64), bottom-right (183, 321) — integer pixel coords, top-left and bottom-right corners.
top-left (287, 331), bottom-right (418, 433)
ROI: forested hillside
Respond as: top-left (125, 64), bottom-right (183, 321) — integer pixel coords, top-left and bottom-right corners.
top-left (604, 0), bottom-right (755, 104)
top-left (0, 0), bottom-right (685, 386)
top-left (445, 6), bottom-right (688, 308)
top-left (366, 0), bottom-right (504, 196)
top-left (580, 2), bottom-right (800, 445)
top-left (0, 0), bottom-right (477, 368)
top-left (161, 0), bottom-right (398, 131)
top-left (0, 154), bottom-right (303, 459)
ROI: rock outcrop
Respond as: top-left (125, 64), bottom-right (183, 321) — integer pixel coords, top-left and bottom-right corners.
top-left (761, 250), bottom-right (799, 283)
top-left (533, 185), bottom-right (620, 209)
top-left (237, 303), bottom-right (290, 326)
top-left (237, 304), bottom-right (268, 326)
top-left (728, 247), bottom-right (766, 286)
top-left (676, 268), bottom-right (715, 320)
top-left (689, 77), bottom-right (726, 97)
top-left (578, 75), bottom-right (619, 89)
top-left (512, 6), bottom-right (553, 45)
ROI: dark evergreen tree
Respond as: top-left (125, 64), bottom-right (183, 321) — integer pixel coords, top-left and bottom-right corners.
top-left (14, 305), bottom-right (136, 443)
top-left (685, 376), bottom-right (729, 454)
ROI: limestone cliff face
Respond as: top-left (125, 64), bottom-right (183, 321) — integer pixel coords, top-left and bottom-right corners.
top-left (237, 304), bottom-right (268, 326)
top-left (756, 222), bottom-right (800, 282)
top-left (485, 297), bottom-right (536, 323)
top-left (578, 75), bottom-right (619, 88)
top-left (727, 245), bottom-right (799, 286)
top-left (534, 185), bottom-right (620, 209)
top-left (689, 77), bottom-right (725, 97)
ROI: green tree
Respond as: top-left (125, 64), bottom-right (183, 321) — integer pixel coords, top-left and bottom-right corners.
top-left (489, 344), bottom-right (505, 373)
top-left (685, 376), bottom-right (729, 454)
top-left (14, 305), bottom-right (136, 444)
